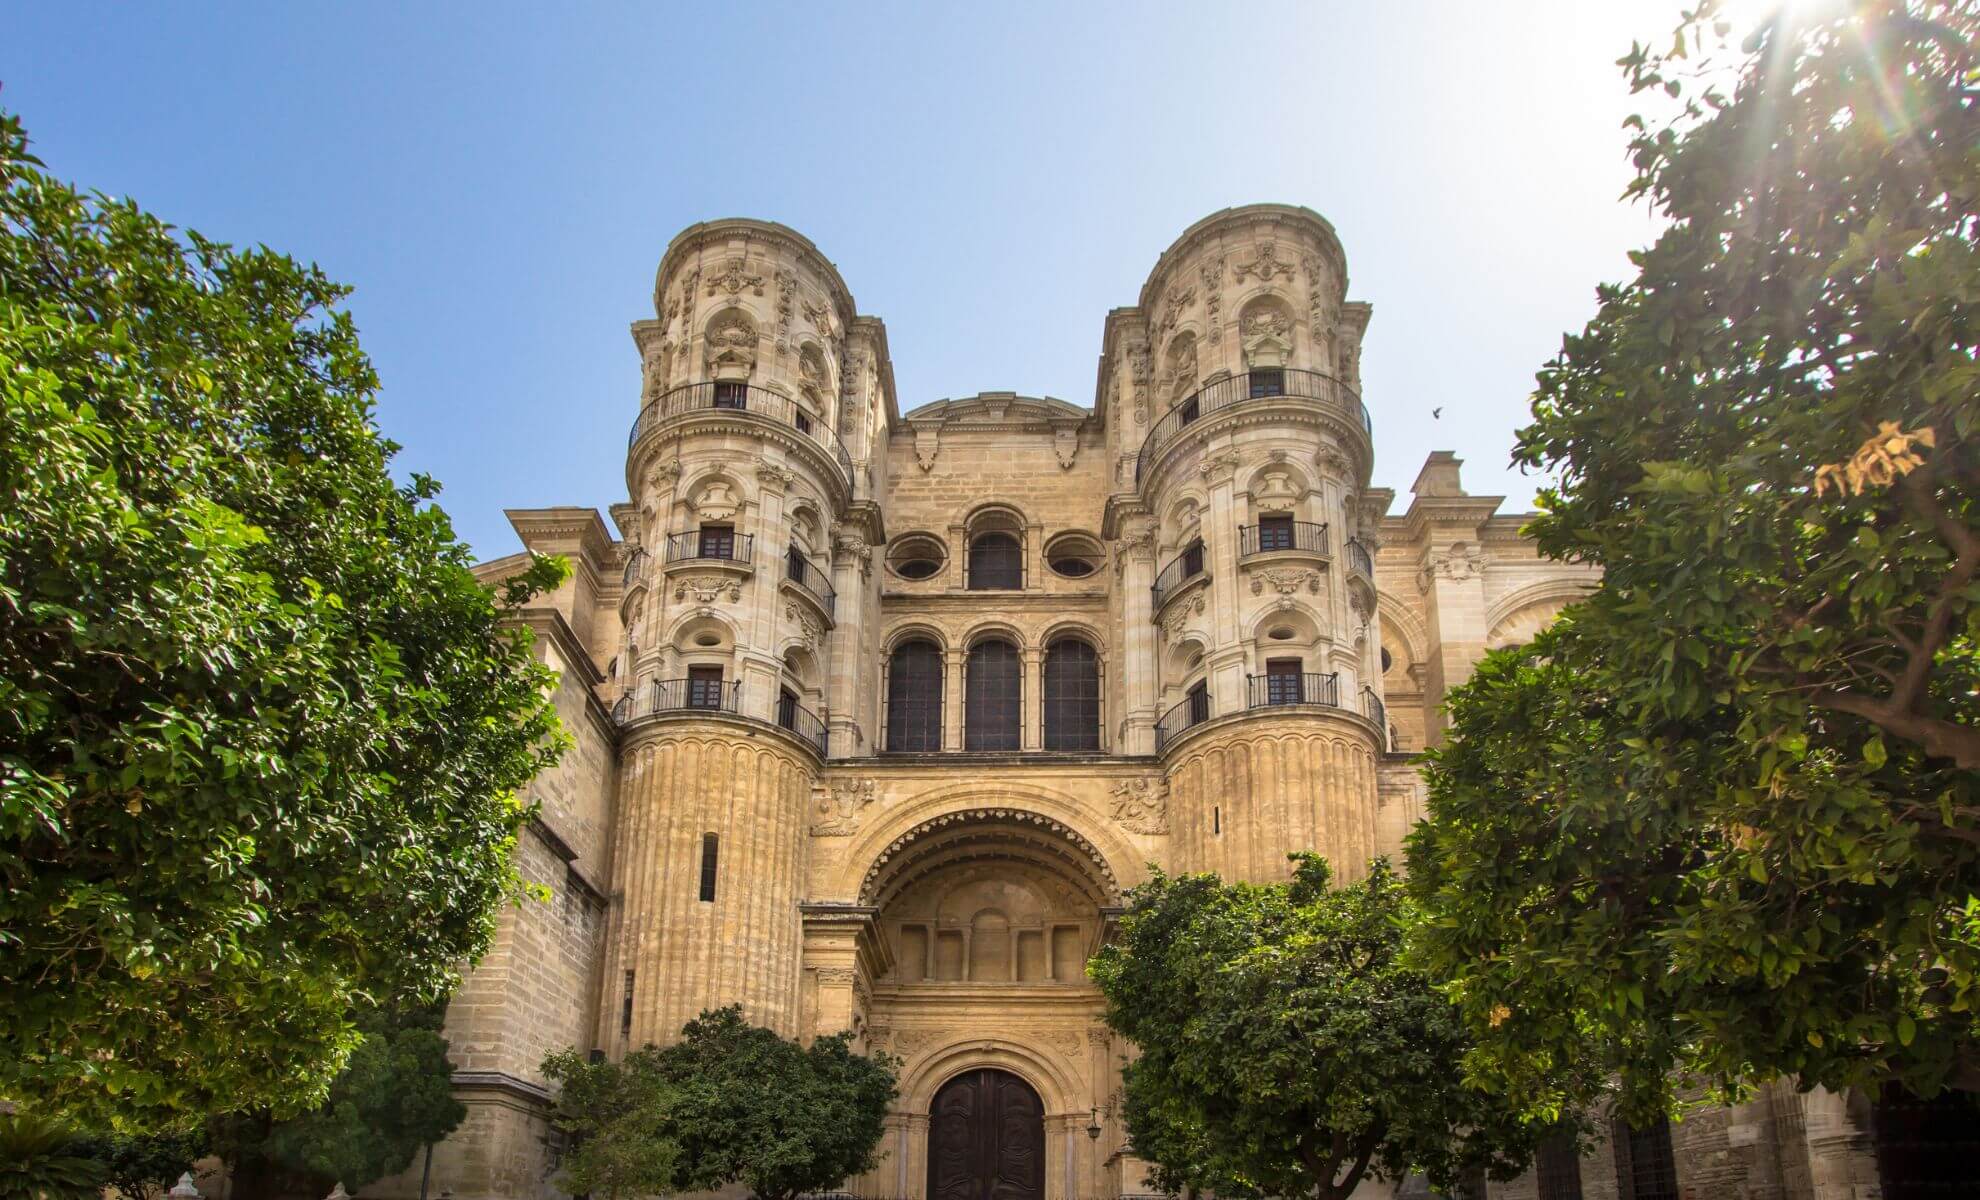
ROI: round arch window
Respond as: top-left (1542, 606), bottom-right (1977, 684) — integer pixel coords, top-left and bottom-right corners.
top-left (887, 534), bottom-right (947, 581)
top-left (1045, 533), bottom-right (1103, 579)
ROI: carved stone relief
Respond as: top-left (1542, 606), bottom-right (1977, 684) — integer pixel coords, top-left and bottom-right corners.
top-left (1200, 256), bottom-right (1225, 341)
top-left (1250, 568), bottom-right (1323, 596)
top-left (1159, 595), bottom-right (1206, 642)
top-left (704, 309), bottom-right (759, 377)
top-left (1109, 778), bottom-right (1170, 835)
top-left (773, 270), bottom-right (794, 350)
top-left (1418, 542), bottom-right (1488, 591)
top-left (706, 257), bottom-right (765, 297)
top-left (1234, 240), bottom-right (1296, 283)
top-left (810, 778), bottom-right (876, 836)
top-left (674, 576), bottom-right (742, 603)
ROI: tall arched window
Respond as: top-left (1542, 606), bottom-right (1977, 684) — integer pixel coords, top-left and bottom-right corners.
top-left (967, 533), bottom-right (1022, 590)
top-left (886, 639), bottom-right (944, 751)
top-left (965, 639), bottom-right (1021, 750)
top-left (1042, 638), bottom-right (1100, 751)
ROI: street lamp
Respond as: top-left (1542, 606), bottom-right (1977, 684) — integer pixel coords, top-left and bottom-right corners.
top-left (1086, 1106), bottom-right (1103, 1141)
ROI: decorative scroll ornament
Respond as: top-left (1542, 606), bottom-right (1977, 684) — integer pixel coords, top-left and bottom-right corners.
top-left (674, 576), bottom-right (742, 603)
top-left (1419, 543), bottom-right (1488, 591)
top-left (1201, 256), bottom-right (1225, 340)
top-left (773, 270), bottom-right (795, 350)
top-left (1160, 595), bottom-right (1206, 642)
top-left (1110, 778), bottom-right (1170, 835)
top-left (811, 779), bottom-right (875, 836)
top-left (706, 256), bottom-right (765, 297)
top-left (1159, 284), bottom-right (1195, 333)
top-left (833, 530), bottom-right (873, 576)
top-left (784, 602), bottom-right (824, 653)
top-left (1234, 240), bottom-right (1296, 283)
top-left (802, 296), bottom-right (833, 337)
top-left (1049, 1029), bottom-right (1085, 1060)
top-left (1251, 568), bottom-right (1323, 597)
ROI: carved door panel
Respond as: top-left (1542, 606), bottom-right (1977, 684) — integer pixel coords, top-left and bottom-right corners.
top-left (928, 1069), bottom-right (1044, 1200)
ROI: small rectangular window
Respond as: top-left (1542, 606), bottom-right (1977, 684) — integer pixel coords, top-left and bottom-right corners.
top-left (786, 543), bottom-right (808, 586)
top-left (1181, 540), bottom-right (1204, 579)
top-left (687, 665), bottom-right (725, 709)
top-left (1258, 514), bottom-right (1295, 552)
top-left (1187, 679), bottom-right (1210, 725)
top-left (699, 833), bottom-right (719, 902)
top-left (713, 381), bottom-right (748, 409)
top-left (621, 970), bottom-right (635, 1037)
top-left (1177, 396), bottom-right (1200, 426)
top-left (1266, 658), bottom-right (1304, 705)
top-left (778, 686), bottom-right (799, 731)
top-left (1249, 368), bottom-right (1285, 398)
top-left (795, 409), bottom-right (813, 435)
top-left (698, 523), bottom-right (735, 560)
top-left (1213, 805), bottom-right (1221, 836)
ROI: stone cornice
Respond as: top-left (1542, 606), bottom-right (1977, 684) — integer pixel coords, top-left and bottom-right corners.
top-left (504, 507), bottom-right (617, 575)
top-left (901, 391), bottom-right (1094, 435)
top-left (526, 816), bottom-right (607, 907)
top-left (451, 1070), bottom-right (554, 1108)
top-left (1137, 397), bottom-right (1374, 497)
top-left (1398, 494), bottom-right (1508, 543)
top-left (1136, 204), bottom-right (1352, 316)
top-left (625, 410), bottom-right (852, 509)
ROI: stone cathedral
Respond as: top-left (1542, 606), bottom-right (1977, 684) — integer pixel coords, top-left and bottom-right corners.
top-left (380, 207), bottom-right (1891, 1200)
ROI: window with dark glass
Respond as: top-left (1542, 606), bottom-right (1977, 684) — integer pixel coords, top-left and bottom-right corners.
top-left (1177, 395), bottom-right (1200, 425)
top-left (1266, 657), bottom-right (1304, 704)
top-left (620, 970), bottom-right (635, 1037)
top-left (786, 543), bottom-right (810, 587)
top-left (713, 381), bottom-right (748, 409)
top-left (1258, 514), bottom-right (1295, 551)
top-left (1186, 679), bottom-right (1210, 725)
top-left (967, 533), bottom-right (1022, 590)
top-left (698, 833), bottom-right (719, 901)
top-left (1614, 1117), bottom-right (1680, 1200)
top-left (965, 639), bottom-right (1021, 750)
top-left (686, 665), bottom-right (725, 709)
top-left (1536, 1125), bottom-right (1584, 1200)
top-left (1248, 368), bottom-right (1285, 398)
top-left (778, 686), bottom-right (799, 731)
top-left (795, 408), bottom-right (813, 435)
top-left (1181, 539), bottom-right (1204, 579)
top-left (698, 523), bottom-right (735, 560)
top-left (886, 639), bottom-right (943, 751)
top-left (1043, 639), bottom-right (1100, 751)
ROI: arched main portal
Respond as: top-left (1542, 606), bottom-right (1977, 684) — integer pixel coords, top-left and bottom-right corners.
top-left (929, 1068), bottom-right (1045, 1200)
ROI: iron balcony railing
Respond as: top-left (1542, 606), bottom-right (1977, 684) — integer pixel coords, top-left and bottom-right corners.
top-left (1155, 690), bottom-right (1212, 754)
top-left (1346, 537), bottom-right (1374, 579)
top-left (1238, 520), bottom-right (1329, 559)
top-left (776, 694), bottom-right (829, 756)
top-left (783, 549), bottom-right (837, 620)
top-left (1136, 368), bottom-right (1369, 484)
top-left (1362, 686), bottom-right (1388, 745)
top-left (664, 530), bottom-right (756, 566)
top-left (628, 380), bottom-right (854, 484)
top-left (1151, 542), bottom-right (1206, 610)
top-left (610, 676), bottom-right (742, 723)
top-left (1246, 671), bottom-right (1341, 710)
top-left (622, 548), bottom-right (649, 587)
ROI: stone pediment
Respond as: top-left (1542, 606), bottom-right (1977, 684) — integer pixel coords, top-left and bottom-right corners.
top-left (903, 391), bottom-right (1091, 433)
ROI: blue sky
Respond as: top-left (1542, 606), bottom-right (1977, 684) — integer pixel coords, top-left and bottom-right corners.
top-left (10, 3), bottom-right (1675, 558)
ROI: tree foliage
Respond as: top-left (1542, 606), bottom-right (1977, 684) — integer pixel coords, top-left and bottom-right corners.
top-left (1089, 857), bottom-right (1570, 1200)
top-left (212, 1003), bottom-right (467, 1194)
top-left (73, 1129), bottom-right (209, 1200)
top-left (0, 1114), bottom-right (108, 1200)
top-left (1408, 0), bottom-right (1980, 1120)
top-left (544, 1006), bottom-right (899, 1200)
top-left (0, 110), bottom-right (570, 1129)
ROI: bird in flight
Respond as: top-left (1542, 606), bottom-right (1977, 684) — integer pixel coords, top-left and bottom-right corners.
top-left (1432, 407), bottom-right (1443, 419)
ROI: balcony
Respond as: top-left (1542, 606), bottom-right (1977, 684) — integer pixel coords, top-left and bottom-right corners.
top-left (1154, 691), bottom-right (1212, 754)
top-left (1135, 368), bottom-right (1369, 484)
top-left (622, 547), bottom-right (649, 588)
top-left (1247, 671), bottom-right (1341, 710)
top-left (1346, 537), bottom-right (1374, 579)
top-left (782, 548), bottom-right (837, 623)
top-left (1151, 542), bottom-right (1207, 611)
top-left (664, 530), bottom-right (756, 568)
top-left (610, 676), bottom-right (742, 723)
top-left (1238, 520), bottom-right (1329, 561)
top-left (776, 694), bottom-right (829, 756)
top-left (1361, 686), bottom-right (1389, 748)
top-left (628, 381), bottom-right (855, 486)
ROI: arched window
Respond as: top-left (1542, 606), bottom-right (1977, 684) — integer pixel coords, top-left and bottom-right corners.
top-left (1042, 639), bottom-right (1100, 751)
top-left (886, 639), bottom-right (944, 751)
top-left (964, 639), bottom-right (1021, 750)
top-left (967, 533), bottom-right (1022, 590)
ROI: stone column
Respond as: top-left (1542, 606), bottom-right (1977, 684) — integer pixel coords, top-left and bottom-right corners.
top-left (943, 646), bottom-right (966, 750)
top-left (827, 531), bottom-right (872, 756)
top-left (1022, 645), bottom-right (1044, 749)
top-left (1199, 451), bottom-right (1247, 701)
top-left (1418, 543), bottom-right (1489, 745)
top-left (1117, 519), bottom-right (1159, 754)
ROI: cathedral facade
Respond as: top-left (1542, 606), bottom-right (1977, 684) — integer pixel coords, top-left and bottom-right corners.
top-left (386, 207), bottom-right (1884, 1200)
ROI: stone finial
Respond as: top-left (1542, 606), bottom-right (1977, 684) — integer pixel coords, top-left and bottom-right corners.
top-left (1411, 451), bottom-right (1465, 498)
top-left (327, 1185), bottom-right (352, 1200)
top-left (170, 1174), bottom-right (201, 1198)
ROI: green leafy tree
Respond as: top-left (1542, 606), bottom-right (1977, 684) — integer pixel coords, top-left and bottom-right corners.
top-left (0, 1114), bottom-right (108, 1200)
top-left (1089, 857), bottom-right (1571, 1200)
top-left (73, 1129), bottom-right (209, 1199)
top-left (214, 1003), bottom-right (468, 1195)
top-left (0, 109), bottom-right (570, 1130)
top-left (1407, 0), bottom-right (1979, 1121)
top-left (541, 1045), bottom-right (685, 1200)
top-left (544, 1007), bottom-right (899, 1200)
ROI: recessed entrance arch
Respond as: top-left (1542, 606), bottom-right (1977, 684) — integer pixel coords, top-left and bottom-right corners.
top-left (929, 1067), bottom-right (1045, 1200)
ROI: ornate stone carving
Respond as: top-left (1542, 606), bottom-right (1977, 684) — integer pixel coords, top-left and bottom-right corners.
top-left (1200, 256), bottom-right (1225, 340)
top-left (814, 966), bottom-right (856, 985)
top-left (706, 256), bottom-right (764, 297)
top-left (1159, 283), bottom-right (1195, 333)
top-left (1054, 426), bottom-right (1079, 470)
top-left (1198, 452), bottom-right (1241, 483)
top-left (1159, 595), bottom-right (1205, 642)
top-left (860, 807), bottom-right (1121, 904)
top-left (894, 1028), bottom-right (937, 1056)
top-left (802, 296), bottom-right (833, 337)
top-left (704, 309), bottom-right (758, 376)
top-left (674, 576), bottom-right (742, 603)
top-left (1315, 441), bottom-right (1351, 478)
top-left (1088, 1027), bottom-right (1112, 1048)
top-left (1109, 778), bottom-right (1170, 836)
top-left (914, 427), bottom-right (939, 472)
top-left (784, 601), bottom-right (824, 653)
top-left (1049, 1029), bottom-right (1085, 1060)
top-left (1251, 568), bottom-right (1323, 597)
top-left (1234, 240), bottom-right (1296, 283)
top-left (755, 462), bottom-right (795, 490)
top-left (1420, 543), bottom-right (1488, 591)
top-left (811, 778), bottom-right (876, 836)
top-left (773, 270), bottom-right (795, 350)
top-left (833, 531), bottom-right (873, 576)
top-left (647, 458), bottom-right (682, 486)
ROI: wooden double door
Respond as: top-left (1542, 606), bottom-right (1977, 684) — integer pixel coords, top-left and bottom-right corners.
top-left (928, 1068), bottom-right (1044, 1200)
